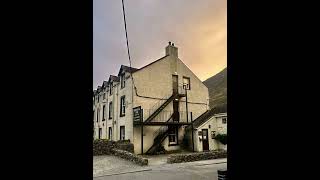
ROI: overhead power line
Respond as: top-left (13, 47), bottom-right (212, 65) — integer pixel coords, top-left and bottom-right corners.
top-left (121, 0), bottom-right (132, 70)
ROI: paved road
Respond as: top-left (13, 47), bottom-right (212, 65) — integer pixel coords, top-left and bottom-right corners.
top-left (94, 158), bottom-right (227, 180)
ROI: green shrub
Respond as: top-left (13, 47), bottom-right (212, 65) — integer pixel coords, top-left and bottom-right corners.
top-left (215, 134), bottom-right (227, 145)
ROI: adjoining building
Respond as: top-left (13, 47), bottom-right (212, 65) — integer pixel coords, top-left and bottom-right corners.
top-left (185, 104), bottom-right (227, 152)
top-left (93, 42), bottom-right (210, 154)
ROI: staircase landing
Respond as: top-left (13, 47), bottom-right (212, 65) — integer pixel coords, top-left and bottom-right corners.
top-left (134, 121), bottom-right (191, 126)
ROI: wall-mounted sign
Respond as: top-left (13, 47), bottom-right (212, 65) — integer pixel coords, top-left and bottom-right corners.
top-left (211, 131), bottom-right (216, 139)
top-left (133, 106), bottom-right (142, 123)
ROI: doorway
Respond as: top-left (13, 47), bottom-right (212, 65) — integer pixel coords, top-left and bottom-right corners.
top-left (108, 127), bottom-right (112, 140)
top-left (172, 75), bottom-right (179, 121)
top-left (120, 126), bottom-right (125, 140)
top-left (202, 129), bottom-right (209, 151)
top-left (172, 75), bottom-right (178, 94)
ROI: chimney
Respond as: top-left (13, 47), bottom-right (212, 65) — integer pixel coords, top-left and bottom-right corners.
top-left (165, 41), bottom-right (178, 57)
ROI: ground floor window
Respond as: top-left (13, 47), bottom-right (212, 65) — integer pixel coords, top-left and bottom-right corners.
top-left (168, 127), bottom-right (178, 145)
top-left (98, 128), bottom-right (102, 139)
top-left (108, 127), bottom-right (112, 140)
top-left (222, 117), bottom-right (227, 124)
top-left (120, 126), bottom-right (125, 140)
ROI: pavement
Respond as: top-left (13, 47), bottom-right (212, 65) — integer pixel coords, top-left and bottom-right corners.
top-left (93, 155), bottom-right (227, 180)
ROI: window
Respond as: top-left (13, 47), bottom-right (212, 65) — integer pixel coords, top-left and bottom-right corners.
top-left (98, 128), bottom-right (102, 139)
top-left (97, 95), bottom-right (99, 103)
top-left (120, 126), bottom-right (125, 140)
top-left (222, 118), bottom-right (227, 124)
top-left (103, 93), bottom-right (106, 100)
top-left (109, 102), bottom-right (113, 119)
top-left (168, 127), bottom-right (178, 145)
top-left (109, 83), bottom-right (113, 95)
top-left (108, 127), bottom-right (112, 140)
top-left (183, 77), bottom-right (191, 90)
top-left (96, 109), bottom-right (100, 122)
top-left (120, 96), bottom-right (125, 117)
top-left (102, 105), bottom-right (106, 121)
top-left (120, 73), bottom-right (125, 89)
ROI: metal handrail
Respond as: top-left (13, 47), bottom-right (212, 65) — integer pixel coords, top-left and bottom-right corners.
top-left (148, 93), bottom-right (172, 118)
top-left (143, 110), bottom-right (174, 121)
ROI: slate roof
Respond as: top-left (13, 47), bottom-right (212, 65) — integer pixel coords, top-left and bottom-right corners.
top-left (118, 65), bottom-right (138, 76)
top-left (109, 75), bottom-right (120, 82)
top-left (94, 55), bottom-right (169, 92)
top-left (189, 104), bottom-right (227, 129)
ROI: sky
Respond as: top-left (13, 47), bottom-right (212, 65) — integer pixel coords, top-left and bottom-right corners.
top-left (93, 0), bottom-right (226, 89)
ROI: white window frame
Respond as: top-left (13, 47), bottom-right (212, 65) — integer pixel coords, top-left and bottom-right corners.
top-left (120, 96), bottom-right (125, 117)
top-left (109, 102), bottom-right (113, 119)
top-left (168, 127), bottom-right (178, 145)
top-left (183, 77), bottom-right (191, 90)
top-left (120, 73), bottom-right (125, 89)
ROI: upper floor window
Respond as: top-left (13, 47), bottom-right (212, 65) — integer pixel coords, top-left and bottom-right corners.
top-left (120, 96), bottom-right (126, 117)
top-left (109, 101), bottom-right (113, 119)
top-left (222, 118), bottom-right (227, 124)
top-left (103, 93), bottom-right (106, 100)
top-left (183, 77), bottom-right (191, 90)
top-left (97, 109), bottom-right (100, 122)
top-left (97, 95), bottom-right (100, 103)
top-left (120, 73), bottom-right (125, 89)
top-left (102, 105), bottom-right (106, 121)
top-left (109, 83), bottom-right (113, 95)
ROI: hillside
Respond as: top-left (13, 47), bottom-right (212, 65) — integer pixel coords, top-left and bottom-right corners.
top-left (203, 67), bottom-right (227, 109)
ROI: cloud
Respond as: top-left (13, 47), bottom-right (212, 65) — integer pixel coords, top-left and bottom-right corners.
top-left (93, 0), bottom-right (226, 88)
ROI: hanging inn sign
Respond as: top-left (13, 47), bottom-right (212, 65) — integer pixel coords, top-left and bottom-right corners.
top-left (133, 106), bottom-right (143, 124)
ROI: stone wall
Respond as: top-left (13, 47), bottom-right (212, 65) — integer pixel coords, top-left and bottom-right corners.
top-left (112, 149), bottom-right (148, 166)
top-left (167, 150), bottom-right (227, 164)
top-left (93, 139), bottom-right (134, 156)
top-left (115, 140), bottom-right (134, 153)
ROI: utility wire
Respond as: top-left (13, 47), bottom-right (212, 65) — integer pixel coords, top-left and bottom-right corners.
top-left (121, 0), bottom-right (132, 70)
top-left (121, 0), bottom-right (138, 95)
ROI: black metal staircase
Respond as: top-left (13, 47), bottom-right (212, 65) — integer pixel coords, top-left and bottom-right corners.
top-left (141, 87), bottom-right (187, 154)
top-left (146, 115), bottom-right (173, 154)
top-left (144, 94), bottom-right (177, 123)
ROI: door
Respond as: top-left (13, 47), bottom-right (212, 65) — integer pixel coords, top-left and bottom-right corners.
top-left (202, 129), bottom-right (209, 151)
top-left (120, 126), bottom-right (125, 140)
top-left (172, 75), bottom-right (179, 121)
top-left (172, 75), bottom-right (178, 94)
top-left (108, 127), bottom-right (112, 140)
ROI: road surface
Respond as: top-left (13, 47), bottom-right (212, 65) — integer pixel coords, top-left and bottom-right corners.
top-left (93, 158), bottom-right (227, 180)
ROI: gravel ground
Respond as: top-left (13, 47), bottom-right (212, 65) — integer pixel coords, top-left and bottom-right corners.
top-left (93, 155), bottom-right (141, 177)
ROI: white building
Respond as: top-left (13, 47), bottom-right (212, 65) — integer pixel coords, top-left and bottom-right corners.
top-left (185, 105), bottom-right (227, 152)
top-left (93, 42), bottom-right (210, 154)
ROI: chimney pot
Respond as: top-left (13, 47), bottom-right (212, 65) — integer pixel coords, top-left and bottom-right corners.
top-left (165, 41), bottom-right (178, 57)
